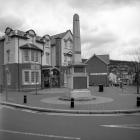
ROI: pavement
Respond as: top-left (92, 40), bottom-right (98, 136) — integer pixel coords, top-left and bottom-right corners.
top-left (0, 85), bottom-right (140, 114)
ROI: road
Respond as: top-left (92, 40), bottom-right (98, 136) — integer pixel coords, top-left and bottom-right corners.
top-left (0, 105), bottom-right (140, 140)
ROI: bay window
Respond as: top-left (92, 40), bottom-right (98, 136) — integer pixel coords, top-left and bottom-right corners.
top-left (23, 49), bottom-right (40, 63)
top-left (23, 70), bottom-right (40, 85)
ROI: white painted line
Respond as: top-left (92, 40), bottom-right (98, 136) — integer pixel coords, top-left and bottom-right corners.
top-left (21, 109), bottom-right (37, 114)
top-left (0, 129), bottom-right (80, 140)
top-left (101, 124), bottom-right (140, 130)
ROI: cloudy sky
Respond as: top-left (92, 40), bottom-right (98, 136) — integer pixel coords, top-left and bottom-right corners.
top-left (0, 0), bottom-right (140, 61)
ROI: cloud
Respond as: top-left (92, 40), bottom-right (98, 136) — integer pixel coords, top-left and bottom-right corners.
top-left (0, 0), bottom-right (140, 61)
top-left (68, 0), bottom-right (140, 10)
top-left (82, 31), bottom-right (118, 47)
top-left (0, 15), bottom-right (25, 34)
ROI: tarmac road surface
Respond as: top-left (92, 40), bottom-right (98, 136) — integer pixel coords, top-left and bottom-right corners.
top-left (0, 105), bottom-right (140, 140)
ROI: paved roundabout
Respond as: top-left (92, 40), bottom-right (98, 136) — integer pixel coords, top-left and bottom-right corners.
top-left (41, 96), bottom-right (114, 105)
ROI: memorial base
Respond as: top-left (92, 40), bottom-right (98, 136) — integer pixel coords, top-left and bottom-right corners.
top-left (70, 89), bottom-right (91, 99)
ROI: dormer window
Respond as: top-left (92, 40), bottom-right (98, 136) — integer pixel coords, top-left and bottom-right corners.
top-left (26, 29), bottom-right (36, 44)
top-left (5, 27), bottom-right (13, 35)
top-left (45, 39), bottom-right (50, 48)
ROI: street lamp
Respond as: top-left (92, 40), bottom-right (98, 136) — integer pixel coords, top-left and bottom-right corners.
top-left (5, 66), bottom-right (8, 101)
top-left (136, 62), bottom-right (139, 94)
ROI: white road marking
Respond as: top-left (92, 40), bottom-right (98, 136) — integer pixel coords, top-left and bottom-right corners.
top-left (0, 129), bottom-right (80, 140)
top-left (101, 124), bottom-right (140, 130)
top-left (21, 109), bottom-right (37, 114)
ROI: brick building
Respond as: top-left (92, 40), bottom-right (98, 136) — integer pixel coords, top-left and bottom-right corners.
top-left (84, 54), bottom-right (110, 86)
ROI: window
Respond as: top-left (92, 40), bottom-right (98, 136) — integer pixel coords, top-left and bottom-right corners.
top-left (7, 50), bottom-right (10, 63)
top-left (31, 50), bottom-right (34, 61)
top-left (64, 39), bottom-right (72, 49)
top-left (24, 71), bottom-right (30, 83)
top-left (31, 71), bottom-right (39, 83)
top-left (23, 70), bottom-right (40, 85)
top-left (36, 71), bottom-right (39, 83)
top-left (64, 41), bottom-right (67, 48)
top-left (45, 40), bottom-right (50, 48)
top-left (31, 71), bottom-right (35, 83)
top-left (67, 41), bottom-right (71, 49)
top-left (46, 52), bottom-right (50, 64)
top-left (74, 67), bottom-right (85, 73)
top-left (24, 50), bottom-right (29, 61)
top-left (23, 50), bottom-right (39, 63)
top-left (35, 51), bottom-right (38, 62)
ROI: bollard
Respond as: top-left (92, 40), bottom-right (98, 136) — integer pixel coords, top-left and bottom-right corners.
top-left (23, 95), bottom-right (27, 104)
top-left (137, 96), bottom-right (140, 107)
top-left (99, 84), bottom-right (103, 92)
top-left (71, 98), bottom-right (74, 108)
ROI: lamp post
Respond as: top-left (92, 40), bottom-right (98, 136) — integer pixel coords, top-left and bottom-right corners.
top-left (137, 62), bottom-right (139, 94)
top-left (5, 66), bottom-right (8, 101)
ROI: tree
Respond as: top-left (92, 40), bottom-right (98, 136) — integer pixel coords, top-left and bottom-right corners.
top-left (132, 49), bottom-right (140, 94)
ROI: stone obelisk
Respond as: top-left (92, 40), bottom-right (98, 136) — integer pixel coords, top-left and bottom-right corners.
top-left (73, 14), bottom-right (82, 63)
top-left (67, 14), bottom-right (91, 99)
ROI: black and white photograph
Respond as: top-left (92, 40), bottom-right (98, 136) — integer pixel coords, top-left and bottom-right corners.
top-left (0, 0), bottom-right (140, 139)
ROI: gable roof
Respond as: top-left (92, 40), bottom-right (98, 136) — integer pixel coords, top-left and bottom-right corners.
top-left (86, 54), bottom-right (110, 65)
top-left (50, 30), bottom-right (72, 45)
top-left (97, 55), bottom-right (110, 64)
